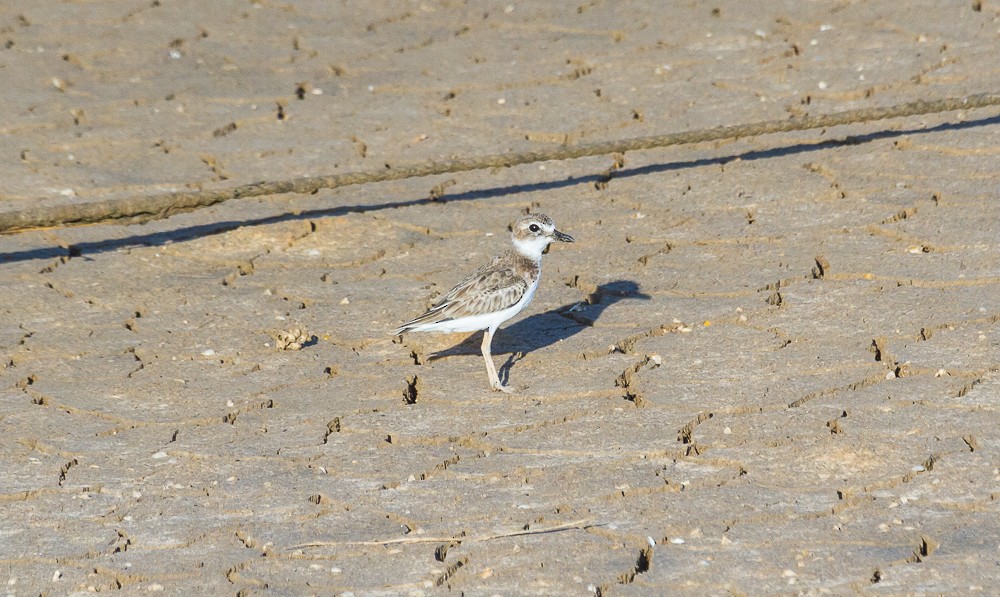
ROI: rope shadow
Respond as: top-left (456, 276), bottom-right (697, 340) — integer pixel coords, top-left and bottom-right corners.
top-left (2, 113), bottom-right (998, 265)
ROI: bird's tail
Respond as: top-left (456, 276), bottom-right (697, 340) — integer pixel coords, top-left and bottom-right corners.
top-left (391, 303), bottom-right (449, 336)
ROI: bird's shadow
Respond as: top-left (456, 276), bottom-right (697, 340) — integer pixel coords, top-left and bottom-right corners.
top-left (427, 280), bottom-right (650, 385)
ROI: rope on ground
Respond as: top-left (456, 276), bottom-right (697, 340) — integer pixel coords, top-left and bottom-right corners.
top-left (2, 92), bottom-right (999, 235)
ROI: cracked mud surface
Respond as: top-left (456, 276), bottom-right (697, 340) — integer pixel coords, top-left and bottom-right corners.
top-left (2, 1), bottom-right (1000, 594)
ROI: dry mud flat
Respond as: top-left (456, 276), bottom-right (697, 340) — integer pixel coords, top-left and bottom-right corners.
top-left (2, 1), bottom-right (1000, 595)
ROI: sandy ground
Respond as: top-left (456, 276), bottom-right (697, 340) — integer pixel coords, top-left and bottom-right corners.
top-left (2, 1), bottom-right (1000, 595)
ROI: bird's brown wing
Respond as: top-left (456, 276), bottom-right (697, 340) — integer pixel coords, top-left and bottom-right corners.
top-left (395, 255), bottom-right (528, 332)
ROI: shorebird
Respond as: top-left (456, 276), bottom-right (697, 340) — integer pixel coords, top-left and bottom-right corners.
top-left (393, 213), bottom-right (575, 392)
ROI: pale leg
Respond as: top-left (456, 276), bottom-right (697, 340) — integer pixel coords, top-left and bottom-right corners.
top-left (481, 328), bottom-right (511, 393)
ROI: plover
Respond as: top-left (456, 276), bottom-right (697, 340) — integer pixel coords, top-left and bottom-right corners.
top-left (393, 213), bottom-right (575, 392)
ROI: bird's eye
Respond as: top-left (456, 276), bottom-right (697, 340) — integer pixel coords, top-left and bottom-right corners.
top-left (529, 224), bottom-right (540, 233)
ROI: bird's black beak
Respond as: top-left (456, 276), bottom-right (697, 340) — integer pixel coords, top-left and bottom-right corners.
top-left (554, 229), bottom-right (575, 243)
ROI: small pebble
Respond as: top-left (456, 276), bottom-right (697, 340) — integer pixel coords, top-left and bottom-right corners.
top-left (151, 451), bottom-right (168, 459)
top-left (201, 349), bottom-right (216, 356)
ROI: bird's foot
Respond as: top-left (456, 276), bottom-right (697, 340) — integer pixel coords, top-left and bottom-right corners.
top-left (491, 382), bottom-right (514, 393)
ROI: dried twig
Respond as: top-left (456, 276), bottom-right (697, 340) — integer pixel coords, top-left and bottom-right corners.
top-left (286, 517), bottom-right (596, 550)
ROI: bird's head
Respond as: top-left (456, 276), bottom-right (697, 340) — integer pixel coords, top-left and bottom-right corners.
top-left (511, 213), bottom-right (574, 259)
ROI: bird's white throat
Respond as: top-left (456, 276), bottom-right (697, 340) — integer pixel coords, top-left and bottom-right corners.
top-left (512, 235), bottom-right (551, 260)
